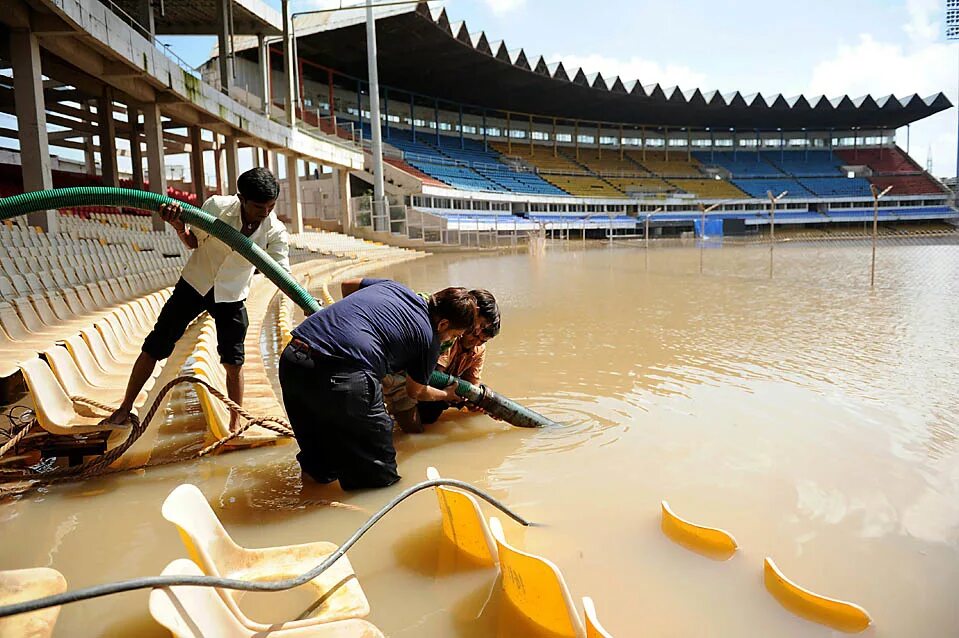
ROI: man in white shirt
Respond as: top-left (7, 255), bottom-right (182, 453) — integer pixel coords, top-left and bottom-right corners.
top-left (103, 167), bottom-right (290, 429)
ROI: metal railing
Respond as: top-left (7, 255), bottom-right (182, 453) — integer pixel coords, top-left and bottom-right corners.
top-left (98, 0), bottom-right (201, 78)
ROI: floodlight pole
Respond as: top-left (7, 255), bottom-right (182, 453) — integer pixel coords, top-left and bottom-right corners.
top-left (645, 207), bottom-right (662, 271)
top-left (870, 184), bottom-right (893, 287)
top-left (365, 0), bottom-right (386, 231)
top-left (767, 190), bottom-right (787, 278)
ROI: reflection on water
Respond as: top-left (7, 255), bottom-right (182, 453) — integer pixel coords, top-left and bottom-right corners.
top-left (1, 240), bottom-right (958, 637)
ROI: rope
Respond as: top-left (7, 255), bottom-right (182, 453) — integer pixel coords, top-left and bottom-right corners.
top-left (0, 420), bottom-right (34, 458)
top-left (0, 478), bottom-right (535, 620)
top-left (0, 376), bottom-right (292, 489)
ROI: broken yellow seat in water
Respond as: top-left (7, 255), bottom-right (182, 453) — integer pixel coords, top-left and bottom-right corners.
top-left (150, 559), bottom-right (384, 638)
top-left (0, 567), bottom-right (67, 638)
top-left (161, 484), bottom-right (370, 631)
top-left (190, 359), bottom-right (284, 447)
top-left (764, 557), bottom-right (872, 633)
top-left (488, 516), bottom-right (586, 638)
top-left (427, 466), bottom-right (498, 567)
top-left (660, 500), bottom-right (738, 560)
top-left (582, 597), bottom-right (613, 638)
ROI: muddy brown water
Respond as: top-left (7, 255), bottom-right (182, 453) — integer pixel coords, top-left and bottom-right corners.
top-left (1, 239), bottom-right (958, 637)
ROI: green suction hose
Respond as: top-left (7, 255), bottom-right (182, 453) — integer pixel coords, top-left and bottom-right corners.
top-left (0, 187), bottom-right (557, 428)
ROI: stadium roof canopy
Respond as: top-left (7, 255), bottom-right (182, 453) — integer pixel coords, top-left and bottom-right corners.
top-left (238, 1), bottom-right (951, 131)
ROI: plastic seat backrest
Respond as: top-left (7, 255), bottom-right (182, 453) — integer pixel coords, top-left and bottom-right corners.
top-left (0, 302), bottom-right (33, 341)
top-left (583, 597), bottom-right (614, 638)
top-left (0, 567), bottom-right (67, 638)
top-left (19, 356), bottom-right (77, 433)
top-left (149, 559), bottom-right (386, 638)
top-left (13, 297), bottom-right (48, 333)
top-left (62, 288), bottom-right (88, 315)
top-left (45, 291), bottom-right (76, 321)
top-left (488, 516), bottom-right (585, 638)
top-left (0, 276), bottom-right (15, 300)
top-left (25, 273), bottom-right (48, 293)
top-left (9, 274), bottom-right (31, 296)
top-left (160, 484), bottom-right (243, 575)
top-left (426, 467), bottom-right (498, 566)
top-left (28, 294), bottom-right (61, 327)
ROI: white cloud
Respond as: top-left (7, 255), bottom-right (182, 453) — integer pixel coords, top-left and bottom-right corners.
top-left (806, 24), bottom-right (957, 178)
top-left (548, 53), bottom-right (707, 90)
top-left (484, 0), bottom-right (526, 16)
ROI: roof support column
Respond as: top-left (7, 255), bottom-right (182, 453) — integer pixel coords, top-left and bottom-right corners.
top-left (142, 101), bottom-right (167, 231)
top-left (619, 124), bottom-right (624, 161)
top-left (552, 118), bottom-right (557, 158)
top-left (385, 87), bottom-right (391, 141)
top-left (282, 0), bottom-right (295, 127)
top-left (687, 128), bottom-right (691, 162)
top-left (357, 80), bottom-right (363, 141)
top-left (528, 114), bottom-right (533, 155)
top-left (459, 104), bottom-right (464, 150)
top-left (328, 69), bottom-right (336, 129)
top-left (733, 129), bottom-right (737, 161)
top-left (482, 109), bottom-right (487, 152)
top-left (128, 105), bottom-right (144, 189)
top-left (336, 167), bottom-right (352, 232)
top-left (410, 93), bottom-right (415, 144)
top-left (755, 129), bottom-right (760, 160)
top-left (780, 130), bottom-right (785, 162)
top-left (434, 99), bottom-right (440, 146)
top-left (507, 111), bottom-right (512, 155)
top-left (286, 153), bottom-right (302, 234)
top-left (365, 0), bottom-right (385, 229)
top-left (11, 28), bottom-right (55, 232)
top-left (574, 121), bottom-right (579, 160)
top-left (597, 122), bottom-right (602, 159)
top-left (225, 135), bottom-right (241, 191)
top-left (664, 126), bottom-right (669, 162)
top-left (258, 35), bottom-right (270, 116)
top-left (641, 126), bottom-right (646, 162)
top-left (214, 139), bottom-right (225, 195)
top-left (710, 130), bottom-right (714, 162)
top-left (82, 100), bottom-right (96, 176)
top-left (189, 125), bottom-right (206, 202)
top-left (216, 0), bottom-right (233, 95)
top-left (97, 88), bottom-right (119, 188)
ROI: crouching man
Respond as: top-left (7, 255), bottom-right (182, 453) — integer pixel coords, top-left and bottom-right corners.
top-left (279, 279), bottom-right (476, 490)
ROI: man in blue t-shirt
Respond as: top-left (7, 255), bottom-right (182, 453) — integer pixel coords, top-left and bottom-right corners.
top-left (279, 278), bottom-right (478, 489)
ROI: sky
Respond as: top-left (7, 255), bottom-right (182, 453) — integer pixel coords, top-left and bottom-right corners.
top-left (154, 0), bottom-right (959, 178)
top-left (7, 0), bottom-right (958, 177)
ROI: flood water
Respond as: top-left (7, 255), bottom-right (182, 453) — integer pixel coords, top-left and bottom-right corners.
top-left (2, 238), bottom-right (958, 637)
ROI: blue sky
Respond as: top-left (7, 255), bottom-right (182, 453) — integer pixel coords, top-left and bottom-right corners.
top-left (157, 0), bottom-right (958, 177)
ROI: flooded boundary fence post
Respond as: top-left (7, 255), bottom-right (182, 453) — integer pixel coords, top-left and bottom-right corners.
top-left (870, 184), bottom-right (893, 287)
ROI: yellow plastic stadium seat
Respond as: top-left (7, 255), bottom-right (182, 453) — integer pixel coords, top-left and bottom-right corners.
top-left (426, 467), bottom-right (497, 567)
top-left (150, 559), bottom-right (384, 638)
top-left (488, 516), bottom-right (585, 638)
top-left (62, 334), bottom-right (154, 390)
top-left (19, 356), bottom-right (127, 436)
top-left (582, 597), bottom-right (614, 638)
top-left (161, 484), bottom-right (370, 631)
top-left (42, 346), bottom-right (147, 410)
top-left (0, 567), bottom-right (67, 638)
top-left (660, 500), bottom-right (738, 560)
top-left (763, 557), bottom-right (872, 633)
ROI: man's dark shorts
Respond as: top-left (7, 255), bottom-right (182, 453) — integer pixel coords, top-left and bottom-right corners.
top-left (142, 278), bottom-right (249, 365)
top-left (279, 341), bottom-right (400, 490)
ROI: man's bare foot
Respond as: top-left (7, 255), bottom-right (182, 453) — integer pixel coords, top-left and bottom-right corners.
top-left (228, 417), bottom-right (241, 434)
top-left (101, 407), bottom-right (134, 427)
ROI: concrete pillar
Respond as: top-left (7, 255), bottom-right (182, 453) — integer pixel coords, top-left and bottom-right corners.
top-left (189, 125), bottom-right (206, 201)
top-left (224, 135), bottom-right (239, 192)
top-left (282, 0), bottom-right (296, 127)
top-left (336, 168), bottom-right (352, 232)
top-left (214, 144), bottom-right (225, 195)
top-left (128, 105), bottom-right (144, 189)
top-left (269, 150), bottom-right (279, 175)
top-left (286, 153), bottom-right (302, 233)
top-left (97, 88), bottom-right (119, 187)
top-left (10, 29), bottom-right (56, 232)
top-left (215, 0), bottom-right (233, 95)
top-left (258, 34), bottom-right (271, 116)
top-left (82, 100), bottom-right (97, 175)
top-left (142, 102), bottom-right (167, 230)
